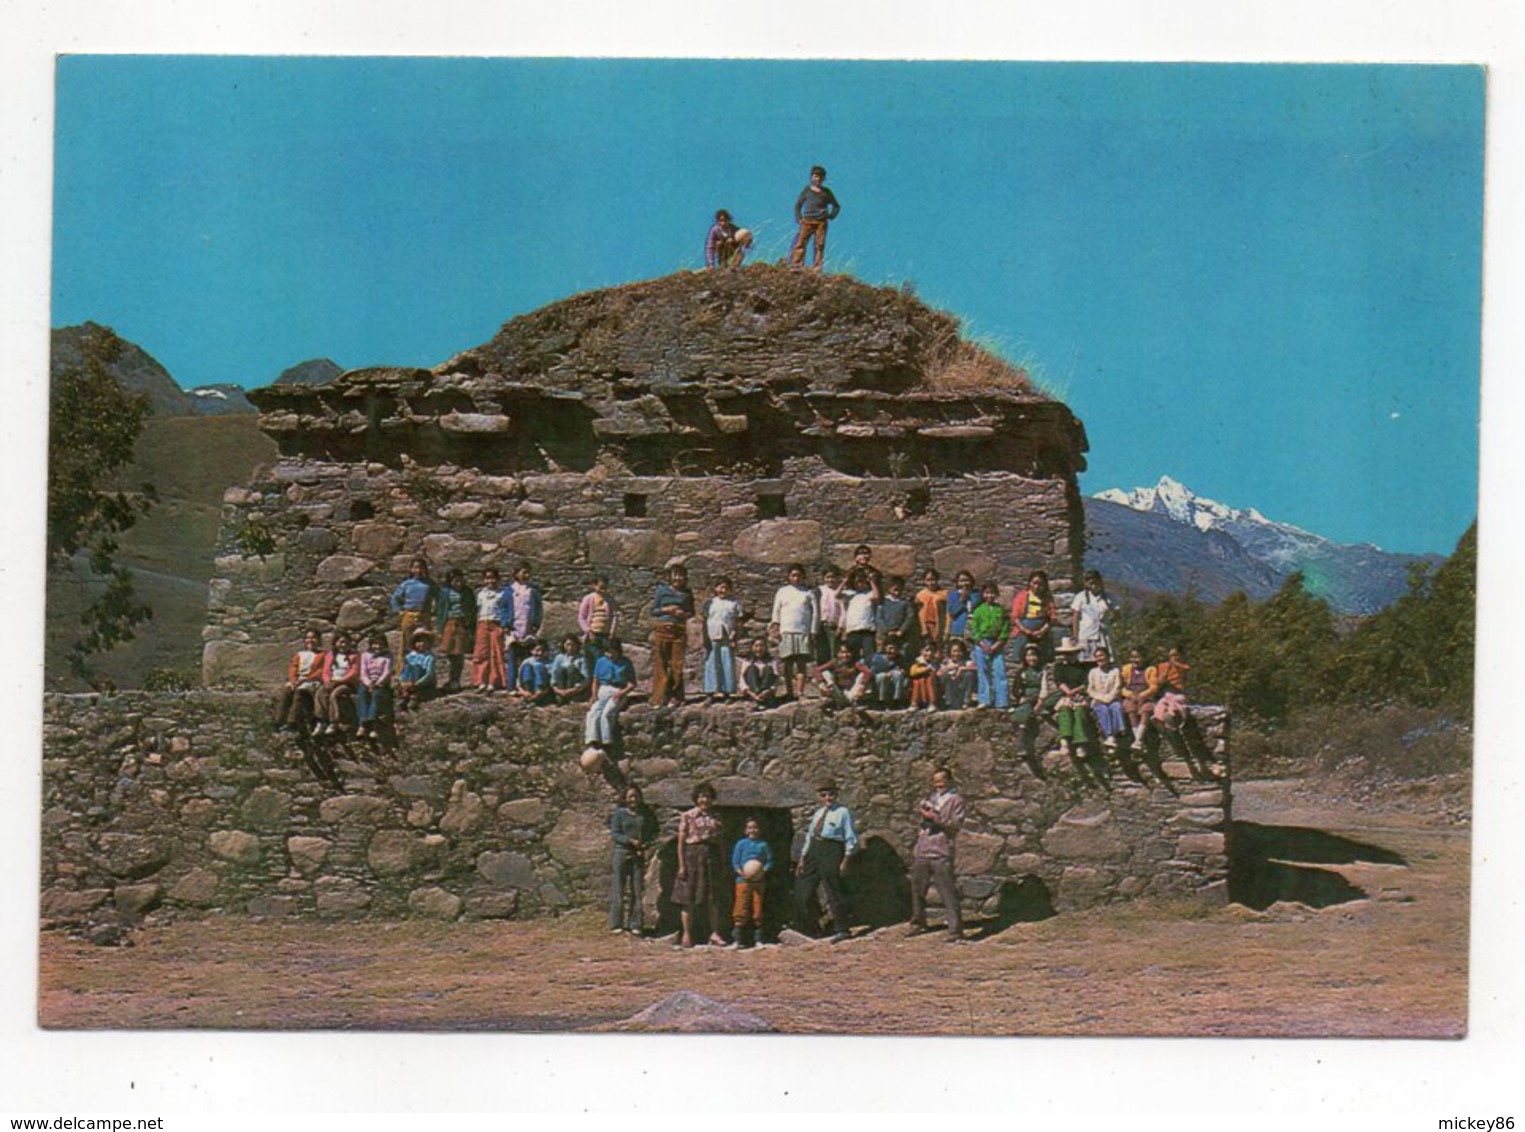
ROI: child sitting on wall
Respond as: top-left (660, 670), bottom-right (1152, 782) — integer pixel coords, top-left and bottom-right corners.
top-left (908, 640), bottom-right (941, 711)
top-left (356, 631), bottom-right (393, 739)
top-left (937, 638), bottom-right (976, 709)
top-left (274, 628), bottom-right (324, 734)
top-left (1087, 646), bottom-right (1126, 750)
top-left (816, 641), bottom-right (869, 711)
top-left (514, 640), bottom-right (554, 705)
top-left (738, 638), bottom-right (783, 711)
top-left (316, 631), bottom-right (361, 735)
top-left (864, 640), bottom-right (910, 707)
top-left (549, 634), bottom-right (590, 703)
top-left (396, 629), bottom-right (438, 712)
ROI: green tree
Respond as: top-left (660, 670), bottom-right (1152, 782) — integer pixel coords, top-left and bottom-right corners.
top-left (1332, 523), bottom-right (1476, 713)
top-left (47, 325), bottom-right (156, 684)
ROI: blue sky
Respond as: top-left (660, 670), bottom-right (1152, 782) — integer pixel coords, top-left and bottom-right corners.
top-left (51, 57), bottom-right (1483, 555)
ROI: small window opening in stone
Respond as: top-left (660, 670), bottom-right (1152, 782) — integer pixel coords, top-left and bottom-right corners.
top-left (624, 493), bottom-right (648, 518)
top-left (349, 500), bottom-right (376, 521)
top-left (903, 486), bottom-right (931, 517)
top-left (757, 493), bottom-right (787, 520)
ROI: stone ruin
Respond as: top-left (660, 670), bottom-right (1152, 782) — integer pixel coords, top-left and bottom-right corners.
top-left (40, 267), bottom-right (1231, 936)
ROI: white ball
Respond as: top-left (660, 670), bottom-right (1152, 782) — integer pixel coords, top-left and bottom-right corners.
top-left (579, 747), bottom-right (606, 773)
top-left (741, 858), bottom-right (765, 881)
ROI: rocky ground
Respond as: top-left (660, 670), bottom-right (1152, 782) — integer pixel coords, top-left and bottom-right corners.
top-left (36, 774), bottom-right (1468, 1037)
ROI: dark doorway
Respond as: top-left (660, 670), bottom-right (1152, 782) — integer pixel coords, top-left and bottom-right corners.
top-left (654, 805), bottom-right (795, 941)
top-left (841, 835), bottom-right (912, 928)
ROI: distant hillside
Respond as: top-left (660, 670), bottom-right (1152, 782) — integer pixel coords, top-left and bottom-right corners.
top-left (51, 323), bottom-right (258, 417)
top-left (45, 409), bottom-right (278, 691)
top-left (274, 358), bottom-right (343, 386)
top-left (1087, 476), bottom-right (1444, 614)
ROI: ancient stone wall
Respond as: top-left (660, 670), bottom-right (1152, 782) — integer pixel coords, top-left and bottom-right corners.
top-left (204, 456), bottom-right (1083, 688)
top-left (41, 692), bottom-right (1230, 934)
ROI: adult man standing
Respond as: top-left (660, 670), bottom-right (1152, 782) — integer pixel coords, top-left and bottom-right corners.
top-left (794, 780), bottom-right (858, 943)
top-left (908, 766), bottom-right (966, 942)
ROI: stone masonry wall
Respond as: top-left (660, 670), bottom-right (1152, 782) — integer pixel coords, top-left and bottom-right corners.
top-left (41, 692), bottom-right (1230, 933)
top-left (204, 455), bottom-right (1083, 688)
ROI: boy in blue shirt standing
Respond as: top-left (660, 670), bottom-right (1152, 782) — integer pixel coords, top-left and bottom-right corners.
top-left (730, 817), bottom-right (775, 949)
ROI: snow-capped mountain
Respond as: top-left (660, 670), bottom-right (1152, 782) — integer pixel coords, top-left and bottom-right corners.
top-left (1087, 476), bottom-right (1442, 614)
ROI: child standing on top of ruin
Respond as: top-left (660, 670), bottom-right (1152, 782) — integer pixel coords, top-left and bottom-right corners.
top-left (434, 568), bottom-right (475, 693)
top-left (471, 568), bottom-right (507, 692)
top-left (356, 631), bottom-right (393, 739)
top-left (549, 634), bottom-right (590, 703)
top-left (945, 570), bottom-right (981, 645)
top-left (700, 576), bottom-right (746, 702)
top-left (769, 563), bottom-right (819, 702)
top-left (789, 165), bottom-right (841, 270)
top-left (967, 581), bottom-right (1012, 709)
top-left (914, 568), bottom-right (949, 648)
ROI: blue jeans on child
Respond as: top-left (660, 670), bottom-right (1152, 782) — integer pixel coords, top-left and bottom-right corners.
top-left (974, 644), bottom-right (1009, 707)
top-left (703, 642), bottom-right (737, 695)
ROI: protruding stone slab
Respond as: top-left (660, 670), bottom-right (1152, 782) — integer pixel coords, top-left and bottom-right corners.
top-left (732, 520), bottom-right (823, 565)
top-left (314, 555), bottom-right (376, 584)
top-left (586, 528), bottom-right (674, 567)
top-left (351, 521), bottom-right (407, 558)
top-left (408, 886), bottom-right (463, 920)
top-left (932, 546), bottom-right (998, 581)
top-left (440, 411), bottom-right (510, 434)
top-left (499, 526), bottom-right (581, 561)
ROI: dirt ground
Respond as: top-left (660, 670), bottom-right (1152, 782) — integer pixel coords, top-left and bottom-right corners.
top-left (36, 777), bottom-right (1469, 1037)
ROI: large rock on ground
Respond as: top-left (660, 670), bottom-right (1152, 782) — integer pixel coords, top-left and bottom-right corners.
top-left (596, 990), bottom-right (773, 1033)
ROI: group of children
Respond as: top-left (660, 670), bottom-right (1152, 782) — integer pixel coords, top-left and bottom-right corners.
top-left (704, 163), bottom-right (844, 272)
top-left (276, 550), bottom-right (1193, 763)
